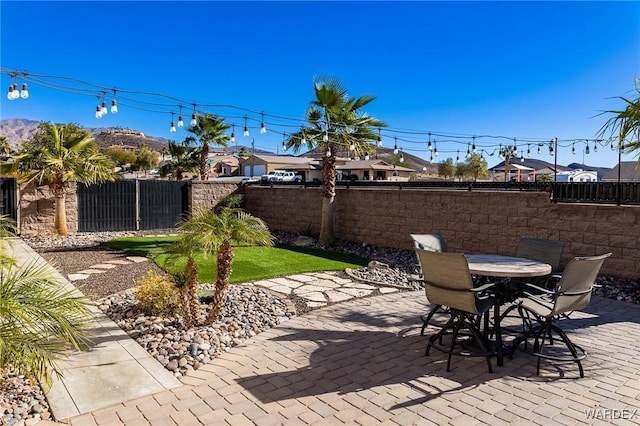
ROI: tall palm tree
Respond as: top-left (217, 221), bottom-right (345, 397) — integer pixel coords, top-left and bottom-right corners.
top-left (178, 195), bottom-right (273, 322)
top-left (0, 215), bottom-right (91, 388)
top-left (0, 122), bottom-right (115, 236)
top-left (285, 77), bottom-right (385, 244)
top-left (159, 140), bottom-right (199, 180)
top-left (188, 113), bottom-right (230, 181)
top-left (599, 82), bottom-right (640, 155)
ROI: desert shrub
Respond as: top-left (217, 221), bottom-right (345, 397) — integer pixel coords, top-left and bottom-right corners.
top-left (134, 270), bottom-right (180, 316)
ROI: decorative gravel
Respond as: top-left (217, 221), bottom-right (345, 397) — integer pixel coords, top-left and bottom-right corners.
top-left (3, 230), bottom-right (639, 424)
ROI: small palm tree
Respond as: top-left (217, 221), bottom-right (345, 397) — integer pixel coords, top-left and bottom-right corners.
top-left (0, 122), bottom-right (115, 235)
top-left (188, 113), bottom-right (230, 181)
top-left (0, 215), bottom-right (91, 388)
top-left (162, 234), bottom-right (201, 328)
top-left (0, 136), bottom-right (12, 157)
top-left (286, 77), bottom-right (385, 244)
top-left (178, 195), bottom-right (273, 322)
top-left (159, 140), bottom-right (199, 181)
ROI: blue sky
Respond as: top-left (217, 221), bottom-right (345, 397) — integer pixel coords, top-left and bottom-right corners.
top-left (1, 1), bottom-right (639, 168)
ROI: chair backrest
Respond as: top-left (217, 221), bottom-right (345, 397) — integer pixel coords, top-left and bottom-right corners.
top-left (551, 253), bottom-right (611, 315)
top-left (411, 233), bottom-right (447, 253)
top-left (516, 237), bottom-right (566, 273)
top-left (415, 250), bottom-right (481, 314)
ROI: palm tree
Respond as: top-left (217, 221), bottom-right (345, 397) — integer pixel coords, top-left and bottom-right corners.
top-left (159, 140), bottom-right (199, 180)
top-left (0, 136), bottom-right (12, 157)
top-left (599, 82), bottom-right (640, 155)
top-left (0, 215), bottom-right (91, 388)
top-left (178, 195), bottom-right (273, 322)
top-left (285, 77), bottom-right (385, 244)
top-left (162, 234), bottom-right (201, 328)
top-left (188, 113), bottom-right (230, 181)
top-left (0, 122), bottom-right (115, 236)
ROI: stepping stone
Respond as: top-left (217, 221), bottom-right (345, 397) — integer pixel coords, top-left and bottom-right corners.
top-left (126, 256), bottom-right (148, 263)
top-left (304, 279), bottom-right (340, 289)
top-left (324, 290), bottom-right (353, 303)
top-left (328, 277), bottom-right (353, 285)
top-left (269, 278), bottom-right (304, 288)
top-left (105, 260), bottom-right (132, 265)
top-left (264, 285), bottom-right (293, 295)
top-left (343, 282), bottom-right (377, 290)
top-left (379, 287), bottom-right (400, 294)
top-left (285, 274), bottom-right (316, 282)
top-left (90, 263), bottom-right (117, 270)
top-left (295, 291), bottom-right (326, 302)
top-left (78, 269), bottom-right (108, 274)
top-left (67, 273), bottom-right (90, 281)
top-left (338, 288), bottom-right (373, 298)
top-left (306, 301), bottom-right (327, 308)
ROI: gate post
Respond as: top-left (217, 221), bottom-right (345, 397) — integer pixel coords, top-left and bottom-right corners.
top-left (136, 179), bottom-right (140, 231)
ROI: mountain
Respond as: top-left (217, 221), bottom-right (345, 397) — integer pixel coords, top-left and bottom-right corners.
top-left (0, 118), bottom-right (279, 156)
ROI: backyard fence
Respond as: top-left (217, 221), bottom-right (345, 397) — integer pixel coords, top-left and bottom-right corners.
top-left (0, 178), bottom-right (17, 221)
top-left (77, 180), bottom-right (189, 232)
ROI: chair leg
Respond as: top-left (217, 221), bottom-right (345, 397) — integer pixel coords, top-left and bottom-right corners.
top-left (447, 321), bottom-right (463, 372)
top-left (420, 304), bottom-right (442, 335)
top-left (464, 317), bottom-right (493, 373)
top-left (551, 324), bottom-right (586, 378)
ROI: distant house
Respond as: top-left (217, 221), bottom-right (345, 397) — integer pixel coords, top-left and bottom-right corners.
top-left (601, 161), bottom-right (640, 182)
top-left (489, 159), bottom-right (571, 181)
top-left (335, 159), bottom-right (414, 181)
top-left (554, 169), bottom-right (598, 182)
top-left (239, 155), bottom-right (320, 180)
top-left (210, 155), bottom-right (239, 176)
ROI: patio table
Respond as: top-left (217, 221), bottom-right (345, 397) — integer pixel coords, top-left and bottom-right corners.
top-left (464, 254), bottom-right (552, 366)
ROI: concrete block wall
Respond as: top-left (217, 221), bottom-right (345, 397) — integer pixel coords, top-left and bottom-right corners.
top-left (244, 187), bottom-right (640, 278)
top-left (19, 182), bottom-right (78, 236)
top-left (189, 181), bottom-right (242, 211)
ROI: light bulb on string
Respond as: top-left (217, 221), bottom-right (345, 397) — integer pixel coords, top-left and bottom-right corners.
top-left (177, 105), bottom-right (184, 127)
top-left (400, 148), bottom-right (404, 163)
top-left (95, 105), bottom-right (102, 119)
top-left (456, 151), bottom-right (459, 162)
top-left (572, 143), bottom-right (576, 155)
top-left (326, 148), bottom-right (331, 157)
top-left (350, 142), bottom-right (355, 151)
top-left (585, 142), bottom-right (590, 155)
top-left (537, 145), bottom-right (541, 155)
top-left (101, 99), bottom-right (108, 116)
top-left (434, 140), bottom-right (438, 157)
top-left (323, 131), bottom-right (328, 142)
top-left (170, 112), bottom-right (177, 133)
top-left (364, 153), bottom-right (370, 160)
top-left (472, 136), bottom-right (476, 153)
top-left (191, 104), bottom-right (198, 127)
top-left (260, 113), bottom-right (266, 134)
top-left (11, 83), bottom-right (19, 100)
top-left (111, 90), bottom-right (118, 113)
top-left (466, 143), bottom-right (471, 159)
top-left (20, 78), bottom-right (29, 99)
top-left (7, 84), bottom-right (13, 100)
top-left (527, 145), bottom-right (531, 157)
top-left (243, 116), bottom-right (249, 137)
top-left (594, 143), bottom-right (598, 153)
top-left (281, 133), bottom-right (287, 151)
top-left (393, 137), bottom-right (398, 155)
top-left (377, 128), bottom-right (382, 147)
top-left (230, 125), bottom-right (235, 143)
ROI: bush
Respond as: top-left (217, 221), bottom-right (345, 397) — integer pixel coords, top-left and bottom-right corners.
top-left (134, 270), bottom-right (180, 316)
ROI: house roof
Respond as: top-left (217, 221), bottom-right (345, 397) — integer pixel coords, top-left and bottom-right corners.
top-left (602, 161), bottom-right (640, 181)
top-left (252, 154), bottom-right (316, 164)
top-left (336, 159), bottom-right (414, 172)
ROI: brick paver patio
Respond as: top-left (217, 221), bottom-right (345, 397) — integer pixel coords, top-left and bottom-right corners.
top-left (63, 292), bottom-right (640, 425)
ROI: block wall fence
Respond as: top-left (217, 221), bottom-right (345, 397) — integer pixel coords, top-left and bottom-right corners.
top-left (243, 187), bottom-right (640, 279)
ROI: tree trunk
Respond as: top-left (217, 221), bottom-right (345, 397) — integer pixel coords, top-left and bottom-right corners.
top-left (319, 154), bottom-right (336, 245)
top-left (206, 241), bottom-right (234, 322)
top-left (53, 190), bottom-right (68, 236)
top-left (186, 257), bottom-right (200, 325)
top-left (504, 156), bottom-right (510, 182)
top-left (200, 143), bottom-right (209, 181)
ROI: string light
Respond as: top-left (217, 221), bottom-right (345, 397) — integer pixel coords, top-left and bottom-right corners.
top-left (110, 89), bottom-right (118, 113)
top-left (466, 143), bottom-right (471, 159)
top-left (190, 104), bottom-right (198, 127)
top-left (177, 105), bottom-right (183, 127)
top-left (170, 112), bottom-right (176, 133)
top-left (260, 112), bottom-right (266, 134)
top-left (400, 148), bottom-right (404, 163)
top-left (456, 150), bottom-right (460, 162)
top-left (572, 142), bottom-right (576, 155)
top-left (0, 67), bottom-right (610, 160)
top-left (281, 132), bottom-right (286, 151)
top-left (393, 136), bottom-right (398, 155)
top-left (243, 116), bottom-right (249, 137)
top-left (433, 140), bottom-right (438, 157)
top-left (527, 145), bottom-right (531, 157)
top-left (95, 95), bottom-right (102, 119)
top-left (230, 124), bottom-right (235, 143)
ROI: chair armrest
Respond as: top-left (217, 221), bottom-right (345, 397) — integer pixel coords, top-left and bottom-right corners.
top-left (522, 282), bottom-right (556, 295)
top-left (470, 282), bottom-right (497, 293)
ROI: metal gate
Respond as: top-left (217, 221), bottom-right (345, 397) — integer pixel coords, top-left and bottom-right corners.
top-left (77, 180), bottom-right (189, 232)
top-left (0, 178), bottom-right (17, 221)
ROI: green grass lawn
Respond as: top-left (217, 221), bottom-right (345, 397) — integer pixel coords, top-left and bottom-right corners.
top-left (105, 236), bottom-right (370, 284)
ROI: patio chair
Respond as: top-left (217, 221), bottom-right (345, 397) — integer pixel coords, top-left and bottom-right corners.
top-left (417, 250), bottom-right (497, 373)
top-left (509, 253), bottom-right (611, 378)
top-left (515, 237), bottom-right (566, 288)
top-left (410, 234), bottom-right (447, 335)
top-left (499, 237), bottom-right (567, 324)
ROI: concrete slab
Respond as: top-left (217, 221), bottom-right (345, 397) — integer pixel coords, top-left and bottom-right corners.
top-left (5, 239), bottom-right (182, 421)
top-left (67, 273), bottom-right (89, 281)
top-left (77, 269), bottom-right (107, 274)
top-left (89, 263), bottom-right (117, 270)
top-left (125, 256), bottom-right (149, 263)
